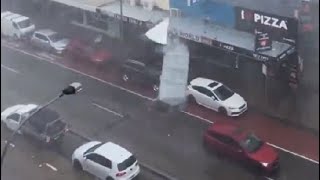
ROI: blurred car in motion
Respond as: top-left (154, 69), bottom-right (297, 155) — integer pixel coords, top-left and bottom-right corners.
top-left (1, 104), bottom-right (68, 145)
top-left (187, 77), bottom-right (247, 116)
top-left (65, 37), bottom-right (113, 66)
top-left (30, 29), bottom-right (70, 54)
top-left (72, 141), bottom-right (140, 180)
top-left (120, 59), bottom-right (161, 92)
top-left (203, 122), bottom-right (279, 173)
top-left (1, 11), bottom-right (35, 40)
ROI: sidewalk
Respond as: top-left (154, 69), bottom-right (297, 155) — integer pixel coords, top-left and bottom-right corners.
top-left (185, 103), bottom-right (319, 163)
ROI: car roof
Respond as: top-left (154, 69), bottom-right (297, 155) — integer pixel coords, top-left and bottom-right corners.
top-left (190, 77), bottom-right (222, 90)
top-left (3, 13), bottom-right (21, 21)
top-left (208, 122), bottom-right (247, 140)
top-left (12, 16), bottom-right (29, 23)
top-left (16, 104), bottom-right (38, 114)
top-left (1, 11), bottom-right (15, 19)
top-left (95, 142), bottom-right (132, 163)
top-left (35, 29), bottom-right (56, 36)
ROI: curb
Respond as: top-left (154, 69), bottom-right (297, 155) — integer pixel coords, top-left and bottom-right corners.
top-left (69, 129), bottom-right (179, 180)
top-left (139, 162), bottom-right (179, 180)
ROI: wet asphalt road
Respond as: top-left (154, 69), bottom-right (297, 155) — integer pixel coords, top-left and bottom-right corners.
top-left (1, 44), bottom-right (319, 180)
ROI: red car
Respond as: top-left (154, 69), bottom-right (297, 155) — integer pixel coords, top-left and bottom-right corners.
top-left (203, 122), bottom-right (279, 173)
top-left (65, 38), bottom-right (113, 65)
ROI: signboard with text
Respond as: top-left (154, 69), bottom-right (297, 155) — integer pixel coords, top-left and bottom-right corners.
top-left (254, 31), bottom-right (272, 52)
top-left (235, 7), bottom-right (298, 45)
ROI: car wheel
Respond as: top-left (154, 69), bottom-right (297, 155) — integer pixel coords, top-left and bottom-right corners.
top-left (188, 95), bottom-right (197, 104)
top-left (153, 84), bottom-right (159, 92)
top-left (122, 74), bottom-right (129, 82)
top-left (218, 107), bottom-right (228, 116)
top-left (106, 177), bottom-right (114, 180)
top-left (73, 160), bottom-right (83, 171)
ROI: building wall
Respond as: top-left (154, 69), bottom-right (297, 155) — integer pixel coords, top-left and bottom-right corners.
top-left (170, 0), bottom-right (236, 28)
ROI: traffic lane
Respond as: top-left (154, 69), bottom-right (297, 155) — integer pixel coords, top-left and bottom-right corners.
top-left (1, 126), bottom-right (91, 180)
top-left (276, 150), bottom-right (319, 180)
top-left (1, 46), bottom-right (318, 180)
top-left (1, 46), bottom-right (257, 179)
top-left (58, 131), bottom-right (169, 180)
top-left (1, 126), bottom-right (159, 180)
top-left (185, 103), bottom-right (319, 162)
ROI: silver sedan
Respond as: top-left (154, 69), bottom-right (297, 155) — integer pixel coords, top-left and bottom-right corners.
top-left (30, 29), bottom-right (70, 54)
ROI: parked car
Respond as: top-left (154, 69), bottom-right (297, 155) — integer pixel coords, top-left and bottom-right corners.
top-left (203, 122), bottom-right (279, 173)
top-left (1, 104), bottom-right (68, 145)
top-left (1, 11), bottom-right (35, 40)
top-left (72, 141), bottom-right (140, 180)
top-left (120, 59), bottom-right (161, 92)
top-left (187, 77), bottom-right (247, 117)
top-left (30, 29), bottom-right (70, 54)
top-left (65, 37), bottom-right (113, 65)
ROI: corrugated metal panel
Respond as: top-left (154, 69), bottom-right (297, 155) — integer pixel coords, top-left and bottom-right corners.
top-left (50, 0), bottom-right (116, 12)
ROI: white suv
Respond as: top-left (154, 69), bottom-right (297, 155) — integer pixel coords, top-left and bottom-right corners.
top-left (72, 141), bottom-right (140, 180)
top-left (187, 77), bottom-right (247, 117)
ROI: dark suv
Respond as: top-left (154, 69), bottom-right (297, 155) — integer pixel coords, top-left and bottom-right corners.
top-left (120, 59), bottom-right (162, 91)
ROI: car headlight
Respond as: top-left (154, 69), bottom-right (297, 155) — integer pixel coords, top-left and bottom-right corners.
top-left (261, 162), bottom-right (269, 167)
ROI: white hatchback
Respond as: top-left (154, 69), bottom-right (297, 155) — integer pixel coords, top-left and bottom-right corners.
top-left (72, 141), bottom-right (140, 180)
top-left (187, 77), bottom-right (247, 117)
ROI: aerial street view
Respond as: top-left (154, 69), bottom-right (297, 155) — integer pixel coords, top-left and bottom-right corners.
top-left (1, 0), bottom-right (319, 179)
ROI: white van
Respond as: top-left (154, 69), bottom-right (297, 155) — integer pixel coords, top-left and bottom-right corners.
top-left (1, 11), bottom-right (35, 40)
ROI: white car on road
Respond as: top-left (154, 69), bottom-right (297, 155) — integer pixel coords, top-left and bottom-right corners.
top-left (72, 141), bottom-right (140, 180)
top-left (187, 77), bottom-right (247, 117)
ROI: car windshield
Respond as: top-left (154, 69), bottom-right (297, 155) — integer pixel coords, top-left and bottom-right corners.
top-left (240, 133), bottom-right (263, 153)
top-left (117, 155), bottom-right (137, 171)
top-left (213, 85), bottom-right (234, 101)
top-left (17, 19), bottom-right (31, 29)
top-left (84, 143), bottom-right (103, 155)
top-left (48, 33), bottom-right (64, 42)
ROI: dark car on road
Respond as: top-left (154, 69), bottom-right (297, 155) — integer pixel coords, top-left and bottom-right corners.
top-left (120, 59), bottom-right (162, 92)
top-left (1, 104), bottom-right (68, 145)
top-left (23, 107), bottom-right (68, 145)
top-left (203, 122), bottom-right (279, 174)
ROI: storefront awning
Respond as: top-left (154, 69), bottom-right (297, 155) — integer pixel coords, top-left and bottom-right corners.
top-left (145, 18), bottom-right (169, 45)
top-left (50, 0), bottom-right (115, 12)
top-left (168, 17), bottom-right (293, 62)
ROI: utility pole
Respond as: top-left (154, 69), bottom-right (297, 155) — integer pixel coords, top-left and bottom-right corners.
top-left (119, 0), bottom-right (124, 41)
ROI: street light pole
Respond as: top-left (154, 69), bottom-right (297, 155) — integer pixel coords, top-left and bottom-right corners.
top-left (1, 82), bottom-right (82, 173)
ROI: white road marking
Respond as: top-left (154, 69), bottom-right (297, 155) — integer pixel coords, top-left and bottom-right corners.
top-left (92, 103), bottom-right (124, 118)
top-left (45, 163), bottom-right (58, 171)
top-left (2, 41), bottom-right (319, 165)
top-left (1, 64), bottom-right (20, 74)
top-left (36, 52), bottom-right (55, 60)
top-left (1, 43), bottom-right (155, 101)
top-left (182, 110), bottom-right (213, 124)
top-left (263, 177), bottom-right (274, 180)
top-left (266, 142), bottom-right (319, 164)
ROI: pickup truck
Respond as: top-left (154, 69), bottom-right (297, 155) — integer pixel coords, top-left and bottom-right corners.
top-left (1, 104), bottom-right (68, 145)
